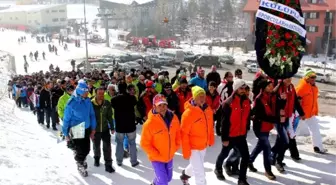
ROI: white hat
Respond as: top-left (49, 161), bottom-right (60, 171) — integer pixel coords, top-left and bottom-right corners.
top-left (56, 79), bottom-right (61, 83)
top-left (233, 79), bottom-right (246, 92)
top-left (65, 77), bottom-right (70, 81)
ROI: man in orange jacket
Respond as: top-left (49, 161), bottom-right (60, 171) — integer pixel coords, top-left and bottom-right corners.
top-left (140, 94), bottom-right (181, 185)
top-left (180, 86), bottom-right (214, 185)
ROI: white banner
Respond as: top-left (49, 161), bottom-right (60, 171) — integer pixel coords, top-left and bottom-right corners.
top-left (259, 0), bottom-right (305, 25)
top-left (256, 9), bottom-right (307, 37)
top-left (71, 122), bottom-right (85, 139)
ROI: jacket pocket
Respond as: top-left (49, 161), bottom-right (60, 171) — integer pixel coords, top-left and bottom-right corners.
top-left (194, 118), bottom-right (202, 123)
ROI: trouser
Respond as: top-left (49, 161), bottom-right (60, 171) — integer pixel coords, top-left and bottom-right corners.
top-left (249, 132), bottom-right (272, 172)
top-left (73, 129), bottom-right (91, 163)
top-left (225, 147), bottom-right (241, 170)
top-left (36, 108), bottom-right (44, 124)
top-left (115, 131), bottom-right (137, 165)
top-left (21, 97), bottom-right (27, 107)
top-left (215, 136), bottom-right (249, 180)
top-left (152, 160), bottom-right (173, 185)
top-left (215, 109), bottom-right (222, 135)
top-left (272, 122), bottom-right (289, 164)
top-left (305, 116), bottom-right (324, 150)
top-left (51, 107), bottom-right (58, 127)
top-left (16, 97), bottom-right (21, 107)
top-left (44, 108), bottom-right (52, 127)
top-left (93, 130), bottom-right (112, 165)
top-left (29, 102), bottom-right (34, 111)
top-left (288, 138), bottom-right (300, 158)
top-left (185, 149), bottom-right (207, 185)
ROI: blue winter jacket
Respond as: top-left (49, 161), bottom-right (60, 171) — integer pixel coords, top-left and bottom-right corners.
top-left (12, 85), bottom-right (16, 96)
top-left (189, 75), bottom-right (208, 91)
top-left (62, 94), bottom-right (97, 137)
top-left (20, 87), bottom-right (27, 97)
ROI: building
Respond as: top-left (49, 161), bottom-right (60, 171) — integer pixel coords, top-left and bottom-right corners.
top-left (243, 0), bottom-right (336, 55)
top-left (0, 4), bottom-right (67, 32)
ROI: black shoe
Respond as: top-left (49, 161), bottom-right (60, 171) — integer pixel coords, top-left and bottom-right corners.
top-left (248, 163), bottom-right (258, 172)
top-left (117, 163), bottom-right (122, 166)
top-left (214, 169), bottom-right (225, 180)
top-left (83, 161), bottom-right (88, 169)
top-left (52, 127), bottom-right (57, 131)
top-left (238, 179), bottom-right (250, 185)
top-left (265, 171), bottom-right (276, 180)
top-left (131, 161), bottom-right (140, 167)
top-left (94, 158), bottom-right (100, 167)
top-left (46, 124), bottom-right (50, 129)
top-left (314, 147), bottom-right (328, 154)
top-left (231, 167), bottom-right (240, 176)
top-left (180, 170), bottom-right (190, 185)
top-left (291, 156), bottom-right (301, 161)
top-left (275, 163), bottom-right (285, 173)
top-left (224, 165), bottom-right (233, 176)
top-left (105, 164), bottom-right (115, 173)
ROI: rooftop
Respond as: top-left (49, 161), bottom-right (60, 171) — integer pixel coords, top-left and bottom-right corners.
top-left (0, 4), bottom-right (64, 13)
top-left (243, 0), bottom-right (336, 12)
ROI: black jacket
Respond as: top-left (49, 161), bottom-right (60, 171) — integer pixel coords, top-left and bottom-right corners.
top-left (137, 82), bottom-right (146, 96)
top-left (206, 71), bottom-right (221, 87)
top-left (111, 93), bottom-right (137, 133)
top-left (162, 90), bottom-right (180, 116)
top-left (39, 88), bottom-right (51, 109)
top-left (51, 86), bottom-right (64, 108)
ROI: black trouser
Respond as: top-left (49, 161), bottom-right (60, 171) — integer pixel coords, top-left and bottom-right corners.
top-left (225, 147), bottom-right (241, 170)
top-left (93, 130), bottom-right (112, 165)
top-left (51, 107), bottom-right (58, 127)
top-left (16, 97), bottom-right (21, 107)
top-left (36, 108), bottom-right (44, 124)
top-left (288, 138), bottom-right (300, 158)
top-left (44, 108), bottom-right (52, 127)
top-left (215, 109), bottom-right (222, 135)
top-left (215, 136), bottom-right (250, 180)
top-left (73, 129), bottom-right (91, 163)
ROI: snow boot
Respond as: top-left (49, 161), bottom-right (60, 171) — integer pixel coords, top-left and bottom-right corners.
top-left (105, 164), bottom-right (115, 173)
top-left (83, 161), bottom-right (88, 169)
top-left (248, 163), bottom-right (258, 172)
top-left (180, 170), bottom-right (190, 185)
top-left (214, 168), bottom-right (225, 180)
top-left (314, 147), bottom-right (328, 154)
top-left (238, 179), bottom-right (250, 185)
top-left (275, 163), bottom-right (285, 173)
top-left (265, 171), bottom-right (276, 180)
top-left (77, 162), bottom-right (88, 177)
top-left (131, 161), bottom-right (140, 167)
top-left (94, 157), bottom-right (100, 167)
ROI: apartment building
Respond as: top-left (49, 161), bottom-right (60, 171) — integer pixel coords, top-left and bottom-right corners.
top-left (243, 0), bottom-right (336, 54)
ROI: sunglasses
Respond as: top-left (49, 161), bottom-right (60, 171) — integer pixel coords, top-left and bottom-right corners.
top-left (310, 76), bottom-right (317, 79)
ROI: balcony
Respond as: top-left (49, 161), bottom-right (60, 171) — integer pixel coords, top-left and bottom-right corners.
top-left (324, 17), bottom-right (334, 24)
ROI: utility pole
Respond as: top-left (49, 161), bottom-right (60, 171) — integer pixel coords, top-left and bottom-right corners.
top-left (324, 10), bottom-right (331, 73)
top-left (83, 0), bottom-right (90, 73)
top-left (104, 15), bottom-right (109, 47)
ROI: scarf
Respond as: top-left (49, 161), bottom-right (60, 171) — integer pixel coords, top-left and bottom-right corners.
top-left (279, 84), bottom-right (295, 118)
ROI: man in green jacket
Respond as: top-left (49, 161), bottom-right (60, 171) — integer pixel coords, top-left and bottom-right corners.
top-left (92, 87), bottom-right (115, 173)
top-left (57, 85), bottom-right (74, 121)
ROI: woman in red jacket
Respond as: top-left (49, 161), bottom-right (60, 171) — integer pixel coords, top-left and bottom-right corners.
top-left (206, 81), bottom-right (220, 117)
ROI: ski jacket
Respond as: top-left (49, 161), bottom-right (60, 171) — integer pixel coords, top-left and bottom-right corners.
top-left (137, 91), bottom-right (156, 118)
top-left (206, 91), bottom-right (220, 112)
top-left (221, 94), bottom-right (251, 141)
top-left (295, 79), bottom-right (318, 119)
top-left (20, 86), bottom-right (27, 97)
top-left (189, 75), bottom-right (207, 91)
top-left (174, 88), bottom-right (192, 114)
top-left (57, 92), bottom-right (71, 120)
top-left (91, 98), bottom-right (114, 133)
top-left (51, 86), bottom-right (64, 108)
top-left (140, 110), bottom-right (180, 163)
top-left (217, 80), bottom-right (233, 104)
top-left (181, 99), bottom-right (214, 160)
top-left (62, 94), bottom-right (97, 137)
top-left (39, 88), bottom-right (51, 109)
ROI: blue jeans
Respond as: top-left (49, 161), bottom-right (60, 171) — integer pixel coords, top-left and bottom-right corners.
top-left (115, 131), bottom-right (137, 165)
top-left (250, 132), bottom-right (272, 172)
top-left (225, 147), bottom-right (241, 170)
top-left (272, 122), bottom-right (289, 164)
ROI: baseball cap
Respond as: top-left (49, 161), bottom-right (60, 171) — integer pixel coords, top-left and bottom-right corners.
top-left (153, 94), bottom-right (168, 106)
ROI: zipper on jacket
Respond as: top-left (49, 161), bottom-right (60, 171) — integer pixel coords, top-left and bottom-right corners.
top-left (203, 111), bottom-right (208, 146)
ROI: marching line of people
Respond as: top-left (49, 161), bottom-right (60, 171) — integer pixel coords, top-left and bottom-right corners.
top-left (8, 65), bottom-right (327, 185)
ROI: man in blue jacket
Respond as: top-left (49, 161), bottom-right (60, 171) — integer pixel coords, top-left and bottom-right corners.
top-left (189, 67), bottom-right (207, 91)
top-left (62, 80), bottom-right (97, 177)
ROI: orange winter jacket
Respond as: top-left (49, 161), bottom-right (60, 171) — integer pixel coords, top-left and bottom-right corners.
top-left (180, 99), bottom-right (214, 160)
top-left (140, 110), bottom-right (181, 163)
top-left (296, 79), bottom-right (318, 119)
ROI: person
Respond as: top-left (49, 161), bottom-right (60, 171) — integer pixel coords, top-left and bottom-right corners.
top-left (234, 69), bottom-right (243, 80)
top-left (174, 78), bottom-right (192, 120)
top-left (180, 86), bottom-right (214, 185)
top-left (140, 94), bottom-right (181, 185)
top-left (111, 81), bottom-right (139, 167)
top-left (214, 79), bottom-right (251, 185)
top-left (206, 65), bottom-right (221, 87)
top-left (51, 81), bottom-right (64, 130)
top-left (161, 82), bottom-right (180, 116)
top-left (137, 75), bottom-right (146, 95)
top-left (33, 85), bottom-right (43, 124)
top-left (42, 51), bottom-right (46, 60)
top-left (104, 84), bottom-right (117, 102)
top-left (91, 87), bottom-right (115, 173)
top-left (296, 69), bottom-right (327, 154)
top-left (62, 80), bottom-right (97, 177)
top-left (206, 81), bottom-right (220, 119)
top-left (248, 79), bottom-right (278, 180)
top-left (138, 80), bottom-right (157, 121)
top-left (189, 67), bottom-right (207, 90)
top-left (39, 81), bottom-right (53, 129)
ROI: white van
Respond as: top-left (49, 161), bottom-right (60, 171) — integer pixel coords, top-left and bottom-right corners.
top-left (160, 49), bottom-right (184, 65)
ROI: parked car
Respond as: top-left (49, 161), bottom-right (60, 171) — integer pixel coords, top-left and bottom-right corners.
top-left (243, 59), bottom-right (257, 67)
top-left (316, 73), bottom-right (331, 83)
top-left (118, 53), bottom-right (144, 63)
top-left (247, 63), bottom-right (259, 73)
top-left (219, 55), bottom-right (235, 65)
top-left (125, 61), bottom-right (141, 69)
top-left (183, 51), bottom-right (197, 62)
top-left (193, 55), bottom-right (221, 68)
top-left (161, 49), bottom-right (184, 64)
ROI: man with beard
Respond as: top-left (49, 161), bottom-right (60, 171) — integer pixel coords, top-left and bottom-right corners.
top-left (206, 65), bottom-right (221, 87)
top-left (189, 67), bottom-right (207, 90)
top-left (214, 79), bottom-right (251, 185)
top-left (161, 82), bottom-right (180, 116)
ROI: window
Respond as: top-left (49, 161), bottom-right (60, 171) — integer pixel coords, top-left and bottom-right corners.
top-left (60, 18), bottom-right (66, 21)
top-left (307, 12), bottom-right (319, 19)
top-left (307, 26), bottom-right (318, 32)
top-left (303, 12), bottom-right (307, 18)
top-left (52, 18), bottom-right (59, 22)
top-left (51, 10), bottom-right (57, 13)
top-left (59, 10), bottom-right (65, 12)
top-left (326, 12), bottom-right (333, 19)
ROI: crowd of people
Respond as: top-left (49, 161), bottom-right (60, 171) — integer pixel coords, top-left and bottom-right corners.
top-left (7, 65), bottom-right (327, 185)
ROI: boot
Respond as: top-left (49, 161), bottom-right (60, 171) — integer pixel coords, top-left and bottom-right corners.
top-left (83, 161), bottom-right (87, 169)
top-left (77, 162), bottom-right (88, 177)
top-left (265, 171), bottom-right (276, 180)
top-left (291, 156), bottom-right (302, 161)
top-left (105, 164), bottom-right (115, 173)
top-left (180, 170), bottom-right (190, 185)
top-left (314, 147), bottom-right (328, 154)
top-left (248, 163), bottom-right (258, 172)
top-left (94, 157), bottom-right (100, 167)
top-left (238, 179), bottom-right (250, 185)
top-left (231, 166), bottom-right (240, 176)
top-left (214, 168), bottom-right (225, 180)
top-left (275, 163), bottom-right (285, 173)
top-left (224, 165), bottom-right (233, 176)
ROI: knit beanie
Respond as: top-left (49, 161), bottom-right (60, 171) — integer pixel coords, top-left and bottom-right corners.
top-left (304, 69), bottom-right (316, 78)
top-left (233, 79), bottom-right (246, 92)
top-left (76, 81), bottom-right (89, 96)
top-left (191, 86), bottom-right (205, 99)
